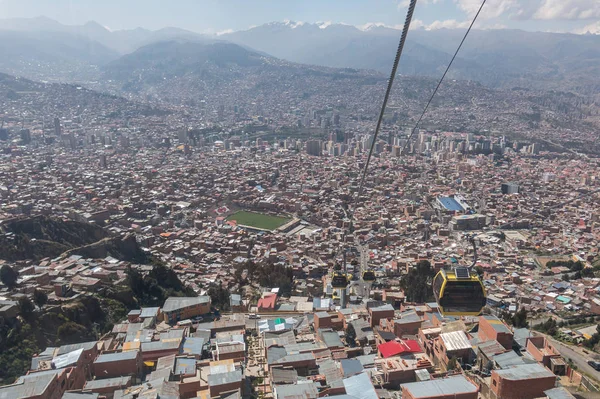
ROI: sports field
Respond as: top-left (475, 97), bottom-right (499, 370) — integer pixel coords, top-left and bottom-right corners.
top-left (226, 211), bottom-right (291, 231)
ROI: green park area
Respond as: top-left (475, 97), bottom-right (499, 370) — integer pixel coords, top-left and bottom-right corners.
top-left (226, 211), bottom-right (291, 231)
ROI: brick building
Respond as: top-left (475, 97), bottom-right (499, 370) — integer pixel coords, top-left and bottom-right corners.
top-left (161, 296), bottom-right (211, 325)
top-left (490, 363), bottom-right (556, 399)
top-left (526, 336), bottom-right (566, 375)
top-left (93, 350), bottom-right (142, 379)
top-left (478, 315), bottom-right (513, 350)
top-left (208, 370), bottom-right (243, 397)
top-left (314, 311), bottom-right (332, 330)
top-left (369, 304), bottom-right (395, 328)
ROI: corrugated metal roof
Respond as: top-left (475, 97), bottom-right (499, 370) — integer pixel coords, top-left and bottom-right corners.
top-left (343, 372), bottom-right (378, 399)
top-left (207, 370), bottom-right (242, 386)
top-left (52, 348), bottom-right (84, 369)
top-left (275, 382), bottom-right (319, 399)
top-left (141, 340), bottom-right (181, 352)
top-left (0, 370), bottom-right (59, 399)
top-left (319, 330), bottom-right (344, 348)
top-left (174, 357), bottom-right (197, 375)
top-left (140, 307), bottom-right (160, 318)
top-left (271, 367), bottom-right (299, 384)
top-left (478, 340), bottom-right (507, 358)
top-left (544, 387), bottom-right (576, 399)
top-left (94, 350), bottom-right (138, 364)
top-left (493, 363), bottom-right (555, 380)
top-left (402, 375), bottom-right (477, 398)
top-left (440, 331), bottom-right (472, 351)
top-left (84, 376), bottom-right (131, 390)
top-left (340, 359), bottom-right (363, 377)
top-left (56, 341), bottom-right (97, 356)
top-left (63, 392), bottom-right (100, 399)
top-left (162, 296), bottom-right (210, 312)
top-left (318, 359), bottom-right (343, 383)
top-left (493, 350), bottom-right (530, 368)
top-left (181, 337), bottom-right (205, 355)
top-left (482, 315), bottom-right (511, 333)
top-left (272, 352), bottom-right (316, 365)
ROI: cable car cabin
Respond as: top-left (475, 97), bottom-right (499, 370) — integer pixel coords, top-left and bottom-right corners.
top-left (433, 267), bottom-right (486, 316)
top-left (331, 272), bottom-right (349, 288)
top-left (362, 270), bottom-right (376, 282)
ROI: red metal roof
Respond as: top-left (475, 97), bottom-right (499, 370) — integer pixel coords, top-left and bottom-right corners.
top-left (258, 293), bottom-right (277, 309)
top-left (378, 340), bottom-right (422, 358)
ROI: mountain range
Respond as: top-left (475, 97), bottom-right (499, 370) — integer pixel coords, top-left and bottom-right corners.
top-left (0, 17), bottom-right (599, 95)
top-left (222, 21), bottom-right (600, 94)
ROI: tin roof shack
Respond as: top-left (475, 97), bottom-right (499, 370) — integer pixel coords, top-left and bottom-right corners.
top-left (83, 376), bottom-right (132, 399)
top-left (162, 296), bottom-right (211, 325)
top-left (526, 336), bottom-right (565, 375)
top-left (434, 331), bottom-right (473, 370)
top-left (401, 375), bottom-right (479, 399)
top-left (490, 363), bottom-right (556, 399)
top-left (208, 369), bottom-right (243, 398)
top-left (478, 315), bottom-right (513, 350)
top-left (93, 350), bottom-right (142, 380)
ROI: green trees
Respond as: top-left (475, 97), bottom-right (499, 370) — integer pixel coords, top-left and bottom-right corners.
top-left (208, 285), bottom-right (231, 311)
top-left (535, 318), bottom-right (558, 336)
top-left (57, 321), bottom-right (95, 344)
top-left (237, 260), bottom-right (294, 297)
top-left (400, 261), bottom-right (434, 303)
top-left (512, 308), bottom-right (529, 328)
top-left (0, 264), bottom-right (18, 288)
top-left (126, 264), bottom-right (196, 306)
top-left (33, 289), bottom-right (48, 309)
top-left (18, 297), bottom-right (35, 319)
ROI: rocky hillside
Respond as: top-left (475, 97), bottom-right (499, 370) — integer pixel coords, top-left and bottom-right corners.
top-left (0, 216), bottom-right (109, 261)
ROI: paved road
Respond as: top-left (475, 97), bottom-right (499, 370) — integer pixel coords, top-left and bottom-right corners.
top-left (541, 333), bottom-right (600, 384)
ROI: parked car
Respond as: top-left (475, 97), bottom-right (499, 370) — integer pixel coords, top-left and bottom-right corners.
top-left (587, 360), bottom-right (600, 371)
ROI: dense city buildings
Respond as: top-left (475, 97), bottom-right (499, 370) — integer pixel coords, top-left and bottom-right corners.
top-left (1, 17), bottom-right (600, 399)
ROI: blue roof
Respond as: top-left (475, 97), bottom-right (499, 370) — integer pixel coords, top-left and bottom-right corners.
top-left (438, 196), bottom-right (464, 211)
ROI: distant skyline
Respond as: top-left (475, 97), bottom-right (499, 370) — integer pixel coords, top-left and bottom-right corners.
top-left (0, 0), bottom-right (598, 35)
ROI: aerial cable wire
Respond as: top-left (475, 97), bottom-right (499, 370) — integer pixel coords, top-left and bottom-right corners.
top-left (351, 0), bottom-right (418, 222)
top-left (400, 0), bottom-right (487, 156)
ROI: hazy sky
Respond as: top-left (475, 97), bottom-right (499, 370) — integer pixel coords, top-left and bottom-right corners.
top-left (0, 0), bottom-right (598, 34)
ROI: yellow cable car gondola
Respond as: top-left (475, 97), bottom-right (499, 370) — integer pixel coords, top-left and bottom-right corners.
top-left (362, 270), bottom-right (376, 282)
top-left (331, 271), bottom-right (349, 288)
top-left (433, 267), bottom-right (486, 316)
